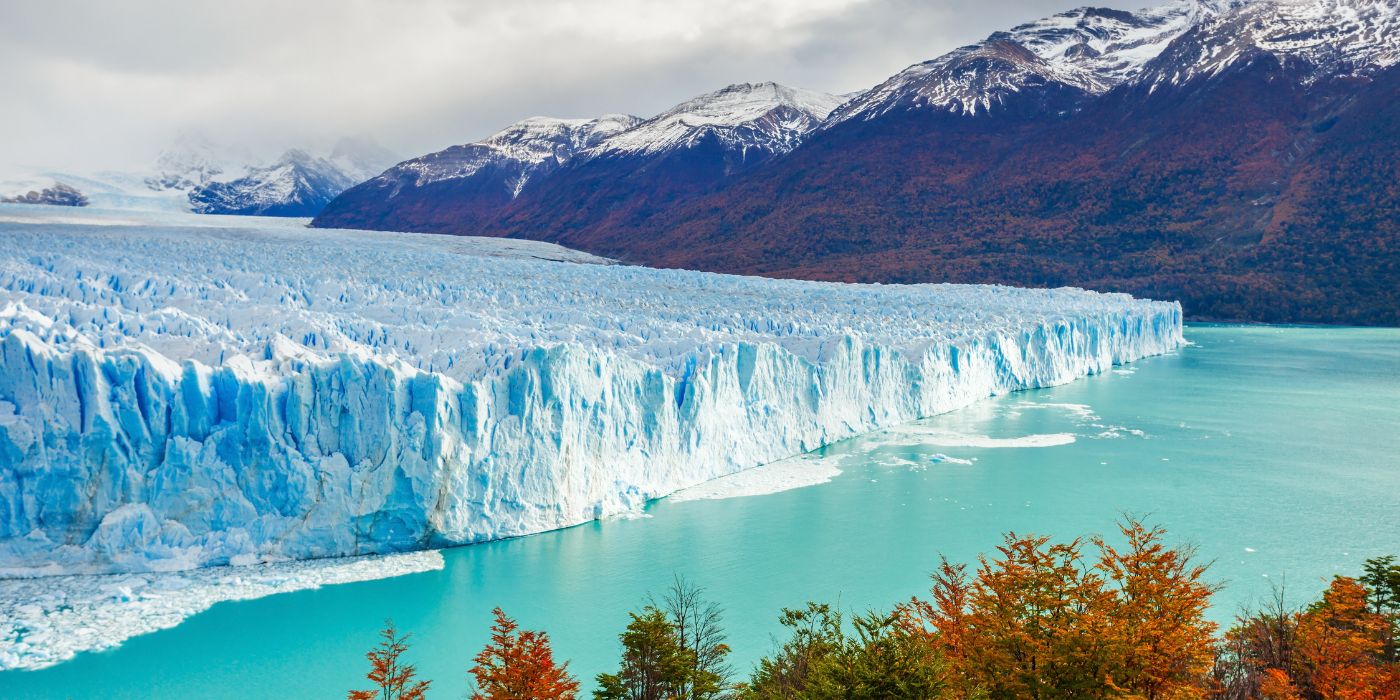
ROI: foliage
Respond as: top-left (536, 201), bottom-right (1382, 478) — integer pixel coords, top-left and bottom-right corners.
top-left (469, 607), bottom-right (580, 700)
top-left (741, 603), bottom-right (950, 699)
top-left (594, 606), bottom-right (699, 700)
top-left (898, 517), bottom-right (1217, 699)
top-left (1214, 562), bottom-right (1400, 700)
top-left (348, 620), bottom-right (432, 700)
top-left (654, 575), bottom-right (734, 700)
top-left (1362, 555), bottom-right (1400, 662)
top-left (346, 529), bottom-right (1399, 700)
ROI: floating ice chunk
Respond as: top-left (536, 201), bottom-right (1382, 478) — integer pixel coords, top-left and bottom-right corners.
top-left (668, 455), bottom-right (843, 503)
top-left (880, 425), bottom-right (1077, 448)
top-left (929, 453), bottom-right (975, 465)
top-left (0, 551), bottom-right (443, 671)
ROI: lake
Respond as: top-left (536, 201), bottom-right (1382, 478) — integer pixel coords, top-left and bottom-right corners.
top-left (4, 324), bottom-right (1398, 699)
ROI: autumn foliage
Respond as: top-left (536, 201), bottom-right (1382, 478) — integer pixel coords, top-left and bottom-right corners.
top-left (349, 620), bottom-right (431, 700)
top-left (895, 518), bottom-right (1218, 699)
top-left (348, 526), bottom-right (1400, 700)
top-left (469, 607), bottom-right (579, 700)
top-left (1215, 558), bottom-right (1400, 700)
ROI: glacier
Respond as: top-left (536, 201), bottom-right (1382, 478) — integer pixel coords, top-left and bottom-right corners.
top-left (0, 206), bottom-right (1183, 577)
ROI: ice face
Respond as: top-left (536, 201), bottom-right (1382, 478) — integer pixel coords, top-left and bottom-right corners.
top-left (0, 208), bottom-right (1183, 576)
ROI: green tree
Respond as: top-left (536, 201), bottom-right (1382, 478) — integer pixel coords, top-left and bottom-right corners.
top-left (595, 606), bottom-right (695, 700)
top-left (1362, 555), bottom-right (1400, 661)
top-left (742, 603), bottom-right (950, 699)
top-left (655, 576), bottom-right (733, 700)
top-left (743, 603), bottom-right (846, 698)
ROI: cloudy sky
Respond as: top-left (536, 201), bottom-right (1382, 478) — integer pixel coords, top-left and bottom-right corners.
top-left (0, 0), bottom-right (1131, 175)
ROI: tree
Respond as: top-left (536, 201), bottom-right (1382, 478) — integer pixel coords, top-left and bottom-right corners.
top-left (957, 532), bottom-right (1118, 699)
top-left (901, 519), bottom-right (1217, 699)
top-left (1213, 584), bottom-right (1298, 700)
top-left (655, 576), bottom-right (733, 700)
top-left (1293, 576), bottom-right (1396, 699)
top-left (470, 607), bottom-right (579, 700)
top-left (1361, 555), bottom-right (1400, 662)
top-left (743, 603), bottom-right (846, 698)
top-left (595, 606), bottom-right (695, 700)
top-left (1094, 518), bottom-right (1218, 699)
top-left (743, 603), bottom-right (949, 700)
top-left (349, 620), bottom-right (431, 700)
top-left (1214, 572), bottom-right (1400, 700)
top-left (897, 559), bottom-right (973, 695)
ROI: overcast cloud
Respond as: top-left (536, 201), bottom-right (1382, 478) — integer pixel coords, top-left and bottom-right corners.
top-left (0, 0), bottom-right (1132, 175)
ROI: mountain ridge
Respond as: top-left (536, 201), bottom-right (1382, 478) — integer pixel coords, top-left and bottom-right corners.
top-left (312, 0), bottom-right (1400, 325)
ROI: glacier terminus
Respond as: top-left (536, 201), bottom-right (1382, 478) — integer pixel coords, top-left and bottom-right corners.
top-left (0, 207), bottom-right (1183, 577)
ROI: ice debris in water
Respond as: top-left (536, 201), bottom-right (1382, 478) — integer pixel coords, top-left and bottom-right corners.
top-left (0, 550), bottom-right (443, 671)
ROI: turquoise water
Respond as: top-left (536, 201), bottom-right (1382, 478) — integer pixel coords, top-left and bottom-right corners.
top-left (4, 325), bottom-right (1399, 699)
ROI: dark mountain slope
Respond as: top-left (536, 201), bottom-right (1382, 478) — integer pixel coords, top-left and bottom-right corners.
top-left (495, 57), bottom-right (1399, 325)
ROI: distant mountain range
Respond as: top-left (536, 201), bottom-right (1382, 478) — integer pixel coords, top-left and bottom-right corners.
top-left (313, 82), bottom-right (845, 235)
top-left (154, 134), bottom-right (399, 216)
top-left (311, 0), bottom-right (1400, 325)
top-left (1, 134), bottom-right (398, 216)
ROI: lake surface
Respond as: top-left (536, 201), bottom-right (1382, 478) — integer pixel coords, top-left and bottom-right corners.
top-left (4, 324), bottom-right (1398, 699)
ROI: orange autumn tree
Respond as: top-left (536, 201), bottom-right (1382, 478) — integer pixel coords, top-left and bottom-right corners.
top-left (469, 607), bottom-right (580, 700)
top-left (1292, 576), bottom-right (1399, 699)
top-left (349, 620), bottom-right (431, 700)
top-left (1095, 519), bottom-right (1218, 699)
top-left (902, 532), bottom-right (1119, 698)
top-left (899, 517), bottom-right (1217, 699)
top-left (1216, 572), bottom-right (1400, 699)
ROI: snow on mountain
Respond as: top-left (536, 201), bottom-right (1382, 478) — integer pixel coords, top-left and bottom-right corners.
top-left (830, 0), bottom-right (1237, 120)
top-left (1137, 0), bottom-right (1400, 90)
top-left (313, 84), bottom-right (841, 232)
top-left (387, 114), bottom-right (641, 197)
top-left (0, 210), bottom-right (1182, 576)
top-left (145, 131), bottom-right (238, 192)
top-left (587, 82), bottom-right (845, 160)
top-left (139, 133), bottom-right (400, 216)
top-left (187, 149), bottom-right (358, 217)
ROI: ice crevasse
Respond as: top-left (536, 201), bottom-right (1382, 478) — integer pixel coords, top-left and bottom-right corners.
top-left (0, 214), bottom-right (1184, 576)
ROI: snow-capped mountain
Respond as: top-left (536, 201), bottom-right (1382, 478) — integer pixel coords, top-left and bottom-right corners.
top-left (140, 135), bottom-right (400, 217)
top-left (146, 131), bottom-right (237, 192)
top-left (312, 83), bottom-right (839, 233)
top-left (187, 149), bottom-right (357, 217)
top-left (311, 0), bottom-right (1400, 325)
top-left (328, 135), bottom-right (401, 182)
top-left (1136, 0), bottom-right (1400, 90)
top-left (830, 0), bottom-right (1237, 121)
top-left (588, 82), bottom-right (844, 163)
top-left (381, 114), bottom-right (639, 197)
top-left (311, 114), bottom-right (640, 232)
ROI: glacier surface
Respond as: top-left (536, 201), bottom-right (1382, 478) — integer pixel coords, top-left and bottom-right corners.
top-left (0, 207), bottom-right (1183, 576)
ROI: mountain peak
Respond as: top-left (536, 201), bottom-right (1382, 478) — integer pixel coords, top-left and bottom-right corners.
top-left (828, 0), bottom-right (1231, 121)
top-left (1137, 0), bottom-right (1400, 90)
top-left (587, 82), bottom-right (844, 158)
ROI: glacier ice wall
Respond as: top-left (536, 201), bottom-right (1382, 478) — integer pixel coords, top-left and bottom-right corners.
top-left (0, 211), bottom-right (1183, 575)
